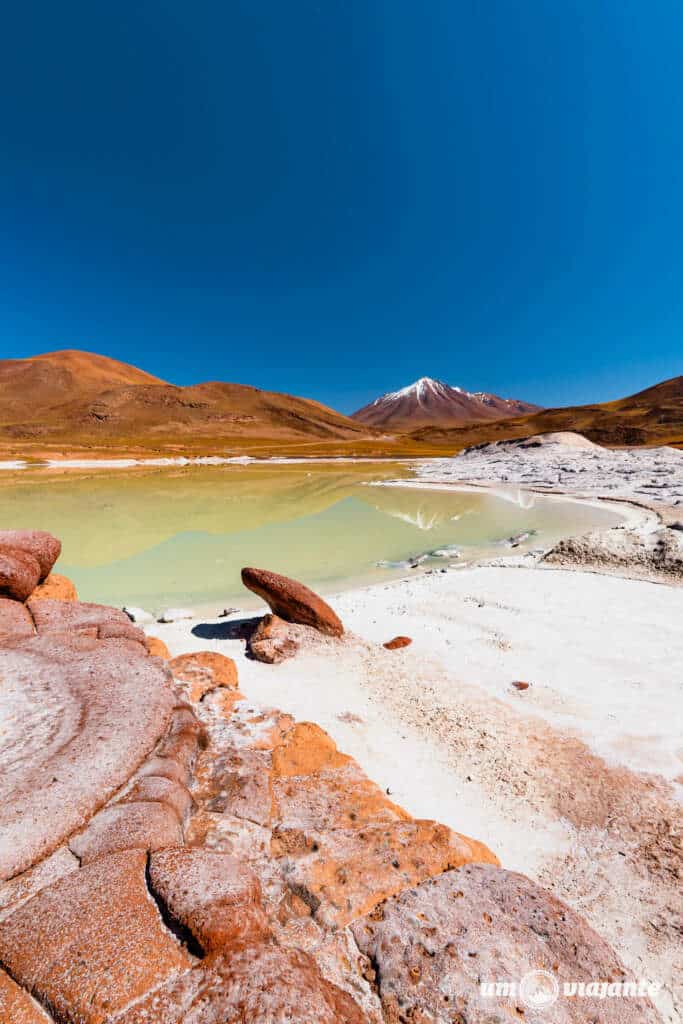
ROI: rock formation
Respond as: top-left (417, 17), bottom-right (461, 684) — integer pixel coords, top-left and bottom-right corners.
top-left (0, 532), bottom-right (662, 1022)
top-left (241, 566), bottom-right (344, 636)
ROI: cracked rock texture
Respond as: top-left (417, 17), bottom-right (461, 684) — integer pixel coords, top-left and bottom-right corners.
top-left (0, 543), bottom-right (663, 1023)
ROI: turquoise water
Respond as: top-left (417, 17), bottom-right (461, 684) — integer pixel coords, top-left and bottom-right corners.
top-left (0, 463), bottom-right (622, 613)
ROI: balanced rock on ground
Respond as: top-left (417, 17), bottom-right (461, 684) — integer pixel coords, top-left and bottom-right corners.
top-left (0, 529), bottom-right (61, 580)
top-left (0, 545), bottom-right (41, 601)
top-left (241, 567), bottom-right (344, 637)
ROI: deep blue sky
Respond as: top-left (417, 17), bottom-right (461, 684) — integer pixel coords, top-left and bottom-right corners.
top-left (2, 1), bottom-right (682, 413)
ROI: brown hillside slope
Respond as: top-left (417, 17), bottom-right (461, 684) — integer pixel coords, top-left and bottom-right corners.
top-left (0, 350), bottom-right (375, 451)
top-left (409, 376), bottom-right (683, 450)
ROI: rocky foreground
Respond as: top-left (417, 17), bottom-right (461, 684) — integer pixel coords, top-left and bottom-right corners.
top-left (0, 532), bottom-right (665, 1022)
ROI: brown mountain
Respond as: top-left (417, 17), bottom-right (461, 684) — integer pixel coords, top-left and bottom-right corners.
top-left (352, 377), bottom-right (541, 431)
top-left (0, 350), bottom-right (375, 453)
top-left (408, 376), bottom-right (683, 450)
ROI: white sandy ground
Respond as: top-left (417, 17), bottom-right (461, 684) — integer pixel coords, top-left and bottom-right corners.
top-left (151, 565), bottom-right (683, 1022)
top-left (138, 441), bottom-right (683, 1021)
top-left (410, 437), bottom-right (683, 509)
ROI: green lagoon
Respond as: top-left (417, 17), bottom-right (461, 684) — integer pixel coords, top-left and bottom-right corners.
top-left (0, 463), bottom-right (623, 614)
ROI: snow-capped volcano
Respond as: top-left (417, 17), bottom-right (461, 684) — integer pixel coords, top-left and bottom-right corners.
top-left (352, 377), bottom-right (541, 431)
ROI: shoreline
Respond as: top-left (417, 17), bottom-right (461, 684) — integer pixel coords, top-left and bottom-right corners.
top-left (140, 456), bottom-right (681, 1021)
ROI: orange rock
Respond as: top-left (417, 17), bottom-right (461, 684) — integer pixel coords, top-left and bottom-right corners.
top-left (0, 850), bottom-right (192, 1024)
top-left (146, 634), bottom-right (171, 659)
top-left (512, 680), bottom-right (530, 690)
top-left (272, 764), bottom-right (410, 831)
top-left (242, 567), bottom-right (344, 636)
top-left (30, 572), bottom-right (78, 601)
top-left (383, 635), bottom-right (412, 650)
top-left (0, 968), bottom-right (51, 1022)
top-left (0, 598), bottom-right (35, 642)
top-left (170, 650), bottom-right (239, 701)
top-left (117, 944), bottom-right (368, 1023)
top-left (0, 545), bottom-right (41, 601)
top-left (148, 847), bottom-right (268, 951)
top-left (271, 722), bottom-right (350, 777)
top-left (272, 820), bottom-right (499, 928)
top-left (0, 529), bottom-right (61, 581)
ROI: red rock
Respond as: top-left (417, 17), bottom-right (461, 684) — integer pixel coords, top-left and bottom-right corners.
top-left (148, 847), bottom-right (268, 951)
top-left (29, 572), bottom-right (78, 601)
top-left (68, 801), bottom-right (184, 863)
top-left (351, 864), bottom-right (661, 1023)
top-left (242, 567), bottom-right (344, 636)
top-left (248, 613), bottom-right (301, 663)
top-left (0, 598), bottom-right (35, 642)
top-left (0, 850), bottom-right (192, 1024)
top-left (512, 680), bottom-right (530, 690)
top-left (170, 650), bottom-right (239, 701)
top-left (383, 635), bottom-right (412, 650)
top-left (27, 597), bottom-right (146, 643)
top-left (0, 969), bottom-right (51, 1022)
top-left (117, 944), bottom-right (368, 1023)
top-left (0, 635), bottom-right (175, 880)
top-left (0, 529), bottom-right (61, 580)
top-left (0, 545), bottom-right (41, 601)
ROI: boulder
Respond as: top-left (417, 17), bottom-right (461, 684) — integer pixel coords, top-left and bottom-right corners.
top-left (0, 529), bottom-right (61, 580)
top-left (0, 598), bottom-right (35, 642)
top-left (248, 613), bottom-right (302, 663)
top-left (0, 635), bottom-right (175, 880)
top-left (351, 864), bottom-right (661, 1023)
top-left (30, 573), bottom-right (77, 601)
top-left (68, 801), bottom-right (184, 864)
top-left (383, 635), bottom-right (412, 650)
top-left (272, 820), bottom-right (499, 928)
top-left (241, 567), bottom-right (344, 636)
top-left (0, 850), bottom-right (192, 1024)
top-left (0, 546), bottom-right (41, 601)
top-left (27, 597), bottom-right (146, 644)
top-left (148, 847), bottom-right (268, 951)
top-left (170, 650), bottom-right (239, 701)
top-left (0, 969), bottom-right (52, 1022)
top-left (146, 635), bottom-right (171, 659)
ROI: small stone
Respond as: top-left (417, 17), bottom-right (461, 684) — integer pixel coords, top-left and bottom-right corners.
top-left (383, 636), bottom-right (413, 650)
top-left (157, 607), bottom-right (194, 623)
top-left (512, 681), bottom-right (530, 691)
top-left (123, 606), bottom-right (154, 624)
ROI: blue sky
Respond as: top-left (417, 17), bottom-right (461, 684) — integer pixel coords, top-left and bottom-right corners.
top-left (1, 1), bottom-right (681, 413)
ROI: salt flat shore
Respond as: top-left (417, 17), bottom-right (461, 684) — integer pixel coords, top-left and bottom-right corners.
top-left (149, 440), bottom-right (683, 1021)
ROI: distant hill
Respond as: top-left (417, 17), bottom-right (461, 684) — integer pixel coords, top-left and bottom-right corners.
top-left (352, 377), bottom-right (541, 431)
top-left (408, 376), bottom-right (683, 450)
top-left (0, 350), bottom-right (375, 451)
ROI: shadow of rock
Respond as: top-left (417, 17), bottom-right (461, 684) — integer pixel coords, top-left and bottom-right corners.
top-left (191, 617), bottom-right (260, 641)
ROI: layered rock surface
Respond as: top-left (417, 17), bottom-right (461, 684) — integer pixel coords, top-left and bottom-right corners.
top-left (0, 541), bottom-right (663, 1022)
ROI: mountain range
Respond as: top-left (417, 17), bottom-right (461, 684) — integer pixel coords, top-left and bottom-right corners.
top-left (352, 377), bottom-right (541, 430)
top-left (0, 350), bottom-right (680, 455)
